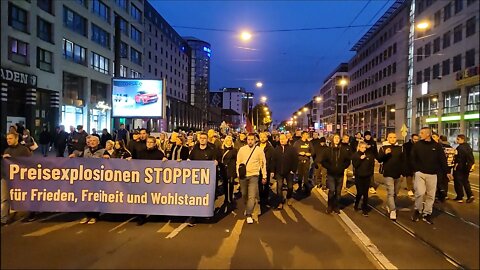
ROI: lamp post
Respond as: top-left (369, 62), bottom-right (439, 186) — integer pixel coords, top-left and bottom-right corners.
top-left (338, 78), bottom-right (348, 136)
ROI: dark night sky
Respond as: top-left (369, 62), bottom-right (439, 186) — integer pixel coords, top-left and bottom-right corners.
top-left (150, 0), bottom-right (395, 123)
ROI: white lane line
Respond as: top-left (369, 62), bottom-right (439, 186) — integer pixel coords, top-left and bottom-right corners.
top-left (23, 220), bottom-right (80, 237)
top-left (197, 219), bottom-right (245, 269)
top-left (165, 223), bottom-right (189, 239)
top-left (313, 188), bottom-right (397, 270)
top-left (272, 210), bottom-right (287, 224)
top-left (260, 239), bottom-right (274, 267)
top-left (108, 217), bottom-right (135, 232)
top-left (284, 205), bottom-right (298, 223)
top-left (157, 220), bottom-right (174, 233)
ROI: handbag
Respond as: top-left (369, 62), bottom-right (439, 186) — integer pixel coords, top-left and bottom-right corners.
top-left (29, 138), bottom-right (39, 151)
top-left (238, 146), bottom-right (256, 179)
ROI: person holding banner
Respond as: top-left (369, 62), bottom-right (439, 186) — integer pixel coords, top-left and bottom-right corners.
top-left (106, 140), bottom-right (132, 159)
top-left (169, 134), bottom-right (189, 161)
top-left (237, 133), bottom-right (267, 224)
top-left (70, 135), bottom-right (105, 224)
top-left (2, 132), bottom-right (32, 225)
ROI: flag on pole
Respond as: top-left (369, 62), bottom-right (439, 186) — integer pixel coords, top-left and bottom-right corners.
top-left (246, 115), bottom-right (253, 133)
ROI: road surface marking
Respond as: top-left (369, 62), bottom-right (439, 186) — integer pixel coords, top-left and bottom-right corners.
top-left (260, 239), bottom-right (274, 266)
top-left (284, 205), bottom-right (298, 222)
top-left (272, 209), bottom-right (287, 224)
top-left (23, 220), bottom-right (79, 237)
top-left (313, 188), bottom-right (397, 270)
top-left (197, 219), bottom-right (245, 269)
top-left (75, 230), bottom-right (83, 234)
top-left (157, 220), bottom-right (174, 233)
top-left (165, 223), bottom-right (189, 239)
top-left (108, 217), bottom-right (135, 232)
top-left (37, 213), bottom-right (67, 222)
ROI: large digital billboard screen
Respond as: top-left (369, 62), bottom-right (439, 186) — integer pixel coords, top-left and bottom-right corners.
top-left (112, 79), bottom-right (163, 117)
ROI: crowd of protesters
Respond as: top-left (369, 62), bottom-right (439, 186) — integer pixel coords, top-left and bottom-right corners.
top-left (1, 122), bottom-right (476, 227)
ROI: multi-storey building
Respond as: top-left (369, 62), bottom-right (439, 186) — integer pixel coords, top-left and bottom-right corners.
top-left (222, 87), bottom-right (248, 130)
top-left (143, 1), bottom-right (203, 131)
top-left (316, 63), bottom-right (349, 135)
top-left (413, 0), bottom-right (479, 150)
top-left (1, 0), bottom-right (145, 136)
top-left (347, 0), bottom-right (410, 141)
top-left (184, 37), bottom-right (211, 129)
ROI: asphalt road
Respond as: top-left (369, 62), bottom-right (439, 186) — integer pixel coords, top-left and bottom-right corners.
top-left (2, 169), bottom-right (479, 269)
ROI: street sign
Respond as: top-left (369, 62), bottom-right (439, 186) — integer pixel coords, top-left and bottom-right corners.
top-left (401, 124), bottom-right (408, 138)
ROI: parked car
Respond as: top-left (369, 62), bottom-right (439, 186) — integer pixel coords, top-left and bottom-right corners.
top-left (135, 91), bottom-right (158, 105)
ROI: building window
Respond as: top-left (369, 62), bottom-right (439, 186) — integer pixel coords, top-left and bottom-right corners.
top-left (442, 59), bottom-right (450, 76)
top-left (130, 69), bottom-right (142, 78)
top-left (443, 31), bottom-right (451, 49)
top-left (92, 0), bottom-right (110, 23)
top-left (91, 24), bottom-right (110, 49)
top-left (432, 63), bottom-right (440, 79)
top-left (443, 90), bottom-right (461, 114)
top-left (90, 52), bottom-right (110, 74)
top-left (466, 85), bottom-right (479, 112)
top-left (37, 47), bottom-right (53, 72)
top-left (37, 17), bottom-right (53, 43)
top-left (37, 0), bottom-right (53, 14)
top-left (8, 37), bottom-right (28, 65)
top-left (417, 47), bottom-right (423, 61)
top-left (8, 3), bottom-right (28, 33)
top-left (130, 26), bottom-right (142, 45)
top-left (416, 71), bottom-right (423, 85)
top-left (433, 37), bottom-right (440, 53)
top-left (131, 48), bottom-right (142, 66)
top-left (63, 38), bottom-right (86, 65)
top-left (434, 10), bottom-right (441, 27)
top-left (453, 54), bottom-right (462, 72)
top-left (64, 6), bottom-right (87, 36)
top-left (444, 2), bottom-right (452, 21)
top-left (116, 15), bottom-right (128, 36)
top-left (416, 96), bottom-right (438, 117)
top-left (115, 0), bottom-right (127, 11)
top-left (466, 16), bottom-right (476, 37)
top-left (454, 0), bottom-right (463, 14)
top-left (453, 24), bottom-right (463, 43)
top-left (130, 4), bottom-right (142, 23)
top-left (424, 67), bottom-right (431, 82)
top-left (466, 49), bottom-right (476, 67)
top-left (424, 43), bottom-right (431, 58)
top-left (120, 42), bottom-right (128, 59)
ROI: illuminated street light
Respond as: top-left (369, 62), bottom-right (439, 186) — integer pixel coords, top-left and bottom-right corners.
top-left (256, 82), bottom-right (263, 88)
top-left (417, 21), bottom-right (430, 30)
top-left (315, 96), bottom-right (322, 103)
top-left (241, 31), bottom-right (252, 41)
top-left (303, 107), bottom-right (308, 112)
top-left (263, 107), bottom-right (268, 111)
top-left (297, 111), bottom-right (301, 116)
top-left (260, 96), bottom-right (267, 103)
top-left (390, 108), bottom-right (396, 112)
top-left (293, 115), bottom-right (297, 119)
top-left (339, 78), bottom-right (348, 86)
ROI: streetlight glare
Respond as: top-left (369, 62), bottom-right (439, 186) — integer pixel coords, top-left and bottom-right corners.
top-left (297, 111), bottom-right (301, 116)
top-left (256, 82), bottom-right (263, 88)
top-left (417, 21), bottom-right (430, 30)
top-left (315, 96), bottom-right (322, 102)
top-left (303, 107), bottom-right (308, 112)
top-left (339, 78), bottom-right (348, 86)
top-left (260, 96), bottom-right (267, 103)
top-left (263, 107), bottom-right (268, 111)
top-left (241, 31), bottom-right (252, 41)
top-left (293, 115), bottom-right (297, 119)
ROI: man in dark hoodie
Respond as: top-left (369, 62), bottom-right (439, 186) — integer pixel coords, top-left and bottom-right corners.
top-left (402, 134), bottom-right (419, 197)
top-left (270, 134), bottom-right (298, 209)
top-left (377, 132), bottom-right (405, 221)
top-left (258, 132), bottom-right (274, 206)
top-left (341, 134), bottom-right (353, 190)
top-left (313, 137), bottom-right (329, 190)
top-left (351, 141), bottom-right (375, 217)
top-left (453, 134), bottom-right (475, 203)
top-left (294, 131), bottom-right (314, 194)
top-left (363, 131), bottom-right (379, 194)
top-left (322, 134), bottom-right (351, 214)
top-left (411, 127), bottom-right (451, 225)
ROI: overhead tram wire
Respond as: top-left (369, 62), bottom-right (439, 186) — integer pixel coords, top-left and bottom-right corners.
top-left (171, 24), bottom-right (375, 33)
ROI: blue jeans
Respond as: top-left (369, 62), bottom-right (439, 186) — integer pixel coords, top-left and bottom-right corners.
top-left (240, 175), bottom-right (259, 216)
top-left (384, 177), bottom-right (401, 211)
top-left (40, 144), bottom-right (49, 157)
top-left (1, 178), bottom-right (9, 223)
top-left (327, 175), bottom-right (343, 209)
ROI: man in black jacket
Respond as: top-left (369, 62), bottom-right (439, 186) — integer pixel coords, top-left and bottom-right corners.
top-left (294, 131), bottom-right (314, 194)
top-left (453, 134), bottom-right (475, 203)
top-left (53, 125), bottom-right (69, 157)
top-left (363, 131), bottom-right (379, 194)
top-left (258, 132), bottom-right (274, 206)
top-left (403, 134), bottom-right (419, 197)
top-left (322, 134), bottom-right (351, 214)
top-left (411, 127), bottom-right (451, 225)
top-left (378, 133), bottom-right (405, 221)
top-left (270, 134), bottom-right (298, 209)
top-left (313, 137), bottom-right (328, 190)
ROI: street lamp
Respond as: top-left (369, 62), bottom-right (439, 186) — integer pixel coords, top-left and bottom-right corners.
top-left (338, 78), bottom-right (348, 136)
top-left (315, 96), bottom-right (322, 103)
top-left (260, 96), bottom-right (267, 103)
top-left (303, 107), bottom-right (308, 112)
top-left (416, 21), bottom-right (430, 30)
top-left (241, 31), bottom-right (252, 41)
top-left (256, 82), bottom-right (263, 88)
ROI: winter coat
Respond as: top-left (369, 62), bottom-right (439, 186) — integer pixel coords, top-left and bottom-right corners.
top-left (351, 151), bottom-right (375, 177)
top-left (377, 143), bottom-right (405, 179)
top-left (321, 144), bottom-right (351, 177)
top-left (271, 144), bottom-right (298, 177)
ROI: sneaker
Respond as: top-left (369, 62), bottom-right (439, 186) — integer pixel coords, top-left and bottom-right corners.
top-left (389, 210), bottom-right (397, 221)
top-left (87, 218), bottom-right (97, 225)
top-left (453, 197), bottom-right (464, 203)
top-left (275, 203), bottom-right (284, 210)
top-left (353, 204), bottom-right (360, 211)
top-left (246, 216), bottom-right (254, 224)
top-left (411, 210), bottom-right (421, 222)
top-left (407, 190), bottom-right (414, 197)
top-left (287, 199), bottom-right (293, 206)
top-left (422, 214), bottom-right (433, 225)
top-left (79, 217), bottom-right (89, 224)
top-left (333, 208), bottom-right (340, 214)
top-left (186, 216), bottom-right (196, 227)
top-left (466, 197), bottom-right (475, 203)
top-left (362, 211), bottom-right (369, 217)
top-left (369, 187), bottom-right (377, 194)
